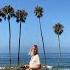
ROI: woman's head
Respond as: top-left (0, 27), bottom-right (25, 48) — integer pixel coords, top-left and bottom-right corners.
top-left (30, 45), bottom-right (38, 56)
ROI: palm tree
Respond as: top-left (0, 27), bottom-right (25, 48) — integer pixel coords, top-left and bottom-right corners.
top-left (53, 23), bottom-right (64, 66)
top-left (1, 5), bottom-right (14, 66)
top-left (34, 6), bottom-right (47, 69)
top-left (15, 10), bottom-right (28, 65)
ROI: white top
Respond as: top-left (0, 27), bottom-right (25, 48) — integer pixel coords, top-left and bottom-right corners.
top-left (29, 54), bottom-right (40, 68)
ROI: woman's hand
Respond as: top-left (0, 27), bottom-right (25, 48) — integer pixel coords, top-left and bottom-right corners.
top-left (24, 64), bottom-right (29, 68)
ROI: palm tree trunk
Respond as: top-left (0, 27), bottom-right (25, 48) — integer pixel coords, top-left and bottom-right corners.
top-left (18, 22), bottom-right (21, 65)
top-left (8, 19), bottom-right (11, 67)
top-left (39, 18), bottom-right (47, 70)
top-left (58, 35), bottom-right (61, 67)
top-left (58, 35), bottom-right (61, 57)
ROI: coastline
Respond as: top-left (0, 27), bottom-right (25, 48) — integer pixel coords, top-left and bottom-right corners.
top-left (0, 65), bottom-right (70, 70)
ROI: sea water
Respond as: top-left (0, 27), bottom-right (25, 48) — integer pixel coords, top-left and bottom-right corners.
top-left (0, 53), bottom-right (70, 66)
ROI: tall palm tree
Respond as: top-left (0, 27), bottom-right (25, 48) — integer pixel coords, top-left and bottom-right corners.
top-left (34, 6), bottom-right (47, 69)
top-left (1, 5), bottom-right (14, 66)
top-left (15, 10), bottom-right (28, 65)
top-left (53, 23), bottom-right (64, 66)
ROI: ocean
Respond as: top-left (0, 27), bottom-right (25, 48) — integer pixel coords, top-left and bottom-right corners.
top-left (0, 53), bottom-right (70, 66)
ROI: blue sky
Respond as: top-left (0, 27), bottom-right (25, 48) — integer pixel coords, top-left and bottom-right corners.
top-left (0, 0), bottom-right (70, 53)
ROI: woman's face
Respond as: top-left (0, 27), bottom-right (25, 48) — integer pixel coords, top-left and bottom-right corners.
top-left (31, 46), bottom-right (37, 56)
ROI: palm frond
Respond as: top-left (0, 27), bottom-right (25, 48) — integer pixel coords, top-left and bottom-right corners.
top-left (2, 5), bottom-right (14, 14)
top-left (34, 6), bottom-right (43, 18)
top-left (15, 9), bottom-right (28, 23)
top-left (53, 23), bottom-right (64, 35)
top-left (2, 5), bottom-right (14, 20)
top-left (0, 9), bottom-right (6, 21)
top-left (0, 18), bottom-right (2, 22)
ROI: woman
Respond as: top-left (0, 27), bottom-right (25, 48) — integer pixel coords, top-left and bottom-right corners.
top-left (25, 45), bottom-right (41, 70)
